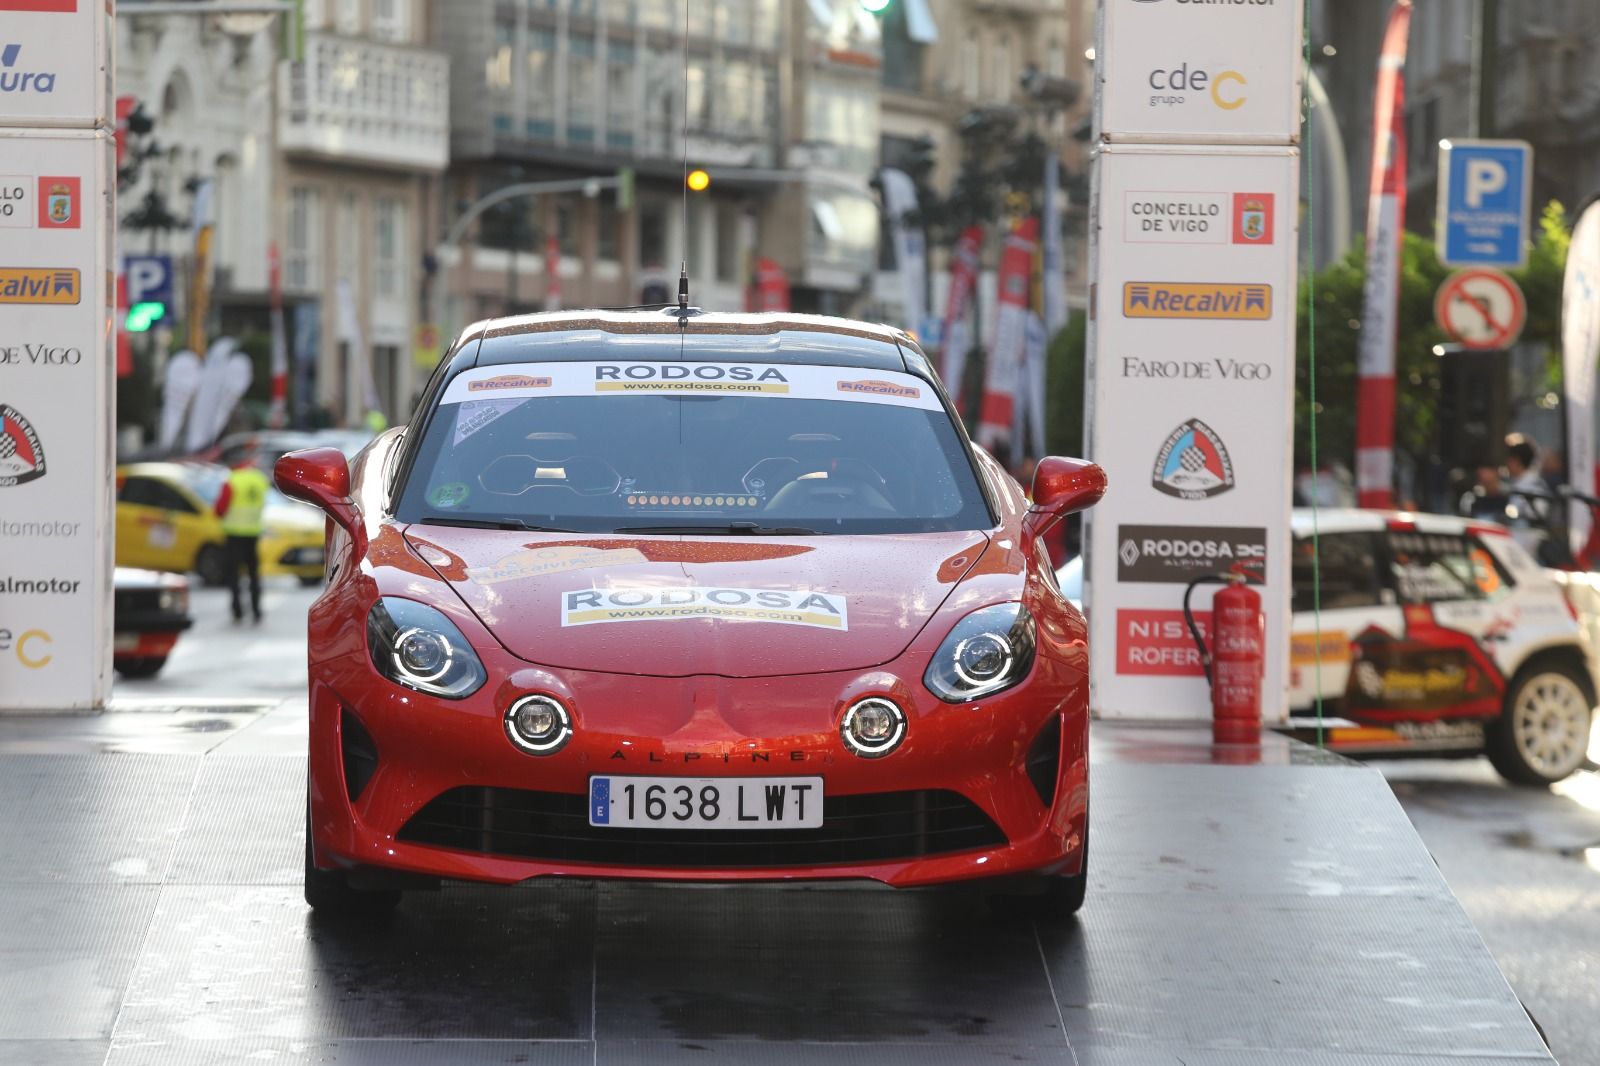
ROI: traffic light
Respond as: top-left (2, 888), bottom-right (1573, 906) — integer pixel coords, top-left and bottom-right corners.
top-left (686, 168), bottom-right (710, 193)
top-left (125, 301), bottom-right (166, 332)
top-left (859, 0), bottom-right (892, 12)
top-left (616, 166), bottom-right (635, 211)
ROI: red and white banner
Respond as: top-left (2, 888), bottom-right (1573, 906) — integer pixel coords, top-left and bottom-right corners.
top-left (1355, 0), bottom-right (1412, 508)
top-left (938, 225), bottom-right (983, 396)
top-left (1563, 196), bottom-right (1600, 559)
top-left (543, 235), bottom-right (562, 312)
top-left (748, 257), bottom-right (790, 313)
top-left (267, 242), bottom-right (288, 428)
top-left (980, 216), bottom-right (1038, 449)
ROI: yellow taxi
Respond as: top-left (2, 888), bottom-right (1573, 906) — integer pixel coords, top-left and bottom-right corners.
top-left (114, 462), bottom-right (326, 586)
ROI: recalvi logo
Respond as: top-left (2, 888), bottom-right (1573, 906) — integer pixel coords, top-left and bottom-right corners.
top-left (0, 268), bottom-right (79, 304)
top-left (562, 587), bottom-right (848, 631)
top-left (1123, 282), bottom-right (1271, 319)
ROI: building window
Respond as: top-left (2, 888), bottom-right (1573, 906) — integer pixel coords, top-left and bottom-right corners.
top-left (881, 6), bottom-right (924, 93)
top-left (568, 34), bottom-right (597, 144)
top-left (807, 76), bottom-right (879, 173)
top-left (606, 40), bottom-right (635, 150)
top-left (527, 28), bottom-right (557, 139)
top-left (962, 39), bottom-right (980, 99)
top-left (286, 186), bottom-right (321, 293)
top-left (991, 35), bottom-right (1013, 101)
top-left (487, 22), bottom-right (513, 92)
top-left (302, 0), bottom-right (326, 30)
top-left (639, 201), bottom-right (666, 270)
top-left (336, 191), bottom-right (362, 283)
top-left (374, 196), bottom-right (408, 300)
top-left (372, 0), bottom-right (409, 42)
top-left (715, 205), bottom-right (739, 283)
top-left (335, 0), bottom-right (360, 35)
top-left (597, 199), bottom-right (620, 262)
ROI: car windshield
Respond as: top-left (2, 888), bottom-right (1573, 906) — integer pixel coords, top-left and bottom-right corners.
top-left (394, 360), bottom-right (991, 535)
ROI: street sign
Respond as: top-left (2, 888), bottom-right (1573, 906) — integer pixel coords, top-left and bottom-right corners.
top-left (1434, 267), bottom-right (1526, 350)
top-left (1437, 139), bottom-right (1532, 268)
top-left (123, 252), bottom-right (173, 306)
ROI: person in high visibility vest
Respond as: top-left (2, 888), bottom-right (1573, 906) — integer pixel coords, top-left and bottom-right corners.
top-left (213, 454), bottom-right (271, 622)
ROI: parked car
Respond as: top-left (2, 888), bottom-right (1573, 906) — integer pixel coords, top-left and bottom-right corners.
top-left (115, 461), bottom-right (326, 586)
top-left (1055, 509), bottom-right (1596, 784)
top-left (277, 308), bottom-right (1105, 916)
top-left (112, 566), bottom-right (192, 679)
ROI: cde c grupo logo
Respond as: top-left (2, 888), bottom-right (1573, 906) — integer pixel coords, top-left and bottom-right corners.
top-left (1146, 64), bottom-right (1247, 110)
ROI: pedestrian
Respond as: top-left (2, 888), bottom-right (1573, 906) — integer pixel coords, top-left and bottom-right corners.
top-left (1503, 433), bottom-right (1549, 521)
top-left (214, 452), bottom-right (270, 623)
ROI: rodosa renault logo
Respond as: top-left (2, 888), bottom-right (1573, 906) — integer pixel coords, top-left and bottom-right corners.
top-left (1123, 282), bottom-right (1271, 320)
top-left (562, 587), bottom-right (848, 631)
top-left (1117, 524), bottom-right (1266, 584)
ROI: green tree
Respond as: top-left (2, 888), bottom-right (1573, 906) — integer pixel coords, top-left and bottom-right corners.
top-left (1294, 200), bottom-right (1572, 474)
top-left (1045, 309), bottom-right (1087, 458)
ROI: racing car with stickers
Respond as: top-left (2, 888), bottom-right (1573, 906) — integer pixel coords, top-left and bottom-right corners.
top-left (275, 309), bottom-right (1105, 915)
top-left (1285, 509), bottom-right (1596, 784)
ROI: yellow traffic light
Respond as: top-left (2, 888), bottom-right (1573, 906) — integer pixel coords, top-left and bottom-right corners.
top-left (686, 168), bottom-right (710, 193)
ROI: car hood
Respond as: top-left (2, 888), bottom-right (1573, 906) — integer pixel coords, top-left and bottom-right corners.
top-left (403, 526), bottom-right (992, 677)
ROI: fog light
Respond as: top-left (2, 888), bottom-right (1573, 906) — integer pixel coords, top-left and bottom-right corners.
top-left (841, 697), bottom-right (906, 758)
top-left (953, 633), bottom-right (1012, 687)
top-left (505, 695), bottom-right (572, 754)
top-left (395, 627), bottom-right (452, 682)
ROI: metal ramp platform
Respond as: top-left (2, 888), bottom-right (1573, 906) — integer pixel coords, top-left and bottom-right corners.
top-left (0, 704), bottom-right (1554, 1065)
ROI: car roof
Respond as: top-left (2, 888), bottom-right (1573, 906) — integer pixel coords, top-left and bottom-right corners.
top-left (1289, 508), bottom-right (1507, 537)
top-left (468, 308), bottom-right (919, 373)
top-left (117, 461), bottom-right (224, 482)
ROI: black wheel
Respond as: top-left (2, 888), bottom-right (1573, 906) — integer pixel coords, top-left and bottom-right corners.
top-left (298, 574), bottom-right (323, 588)
top-left (304, 805), bottom-right (401, 916)
top-left (195, 543), bottom-right (229, 587)
top-left (1486, 659), bottom-right (1594, 785)
top-left (113, 656), bottom-right (167, 679)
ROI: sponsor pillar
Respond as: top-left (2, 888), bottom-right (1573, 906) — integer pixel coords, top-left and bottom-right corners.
top-left (0, 0), bottom-right (113, 710)
top-left (1086, 0), bottom-right (1303, 720)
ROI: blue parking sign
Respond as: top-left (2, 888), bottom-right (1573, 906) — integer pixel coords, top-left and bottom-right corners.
top-left (1437, 140), bottom-right (1532, 268)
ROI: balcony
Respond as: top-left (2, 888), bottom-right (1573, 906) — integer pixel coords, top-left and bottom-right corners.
top-left (279, 33), bottom-right (450, 172)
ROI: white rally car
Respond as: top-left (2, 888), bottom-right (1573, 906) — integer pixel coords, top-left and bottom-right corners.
top-left (1057, 510), bottom-right (1597, 783)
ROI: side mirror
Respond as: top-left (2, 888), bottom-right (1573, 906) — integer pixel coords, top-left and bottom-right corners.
top-left (274, 447), bottom-right (362, 550)
top-left (1027, 456), bottom-right (1107, 532)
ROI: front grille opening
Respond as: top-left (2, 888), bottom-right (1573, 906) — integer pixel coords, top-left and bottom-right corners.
top-left (397, 787), bottom-right (1006, 869)
top-left (341, 708), bottom-right (380, 802)
top-left (1025, 715), bottom-right (1062, 808)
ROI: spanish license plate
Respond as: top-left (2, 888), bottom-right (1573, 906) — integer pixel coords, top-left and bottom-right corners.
top-left (588, 775), bottom-right (824, 829)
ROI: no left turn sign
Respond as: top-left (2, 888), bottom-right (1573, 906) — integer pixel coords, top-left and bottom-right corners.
top-left (1434, 267), bottom-right (1526, 350)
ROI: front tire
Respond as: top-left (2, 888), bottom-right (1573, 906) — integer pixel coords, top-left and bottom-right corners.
top-left (1486, 660), bottom-right (1594, 785)
top-left (989, 819), bottom-right (1088, 920)
top-left (304, 805), bottom-right (401, 916)
top-left (113, 656), bottom-right (167, 679)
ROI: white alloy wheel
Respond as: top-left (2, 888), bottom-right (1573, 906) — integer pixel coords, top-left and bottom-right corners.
top-left (1507, 671), bottom-right (1592, 782)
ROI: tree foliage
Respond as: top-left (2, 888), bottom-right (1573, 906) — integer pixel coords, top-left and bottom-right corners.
top-left (1294, 201), bottom-right (1573, 471)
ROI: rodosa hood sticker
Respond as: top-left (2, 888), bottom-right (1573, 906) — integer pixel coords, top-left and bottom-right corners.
top-left (441, 362), bottom-right (940, 412)
top-left (561, 586), bottom-right (848, 631)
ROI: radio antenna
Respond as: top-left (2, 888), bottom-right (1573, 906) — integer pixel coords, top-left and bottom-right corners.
top-left (677, 0), bottom-right (690, 330)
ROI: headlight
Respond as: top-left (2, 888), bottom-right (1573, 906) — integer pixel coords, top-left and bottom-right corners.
top-left (366, 597), bottom-right (487, 699)
top-left (923, 602), bottom-right (1036, 703)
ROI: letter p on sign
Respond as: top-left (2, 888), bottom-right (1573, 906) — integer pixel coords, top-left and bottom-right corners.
top-left (1464, 159), bottom-right (1507, 208)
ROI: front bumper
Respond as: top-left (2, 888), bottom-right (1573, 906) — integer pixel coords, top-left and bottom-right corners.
top-left (307, 636), bottom-right (1088, 889)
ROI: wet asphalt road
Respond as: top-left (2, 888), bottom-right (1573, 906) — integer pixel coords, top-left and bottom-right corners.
top-left (116, 579), bottom-right (1600, 1064)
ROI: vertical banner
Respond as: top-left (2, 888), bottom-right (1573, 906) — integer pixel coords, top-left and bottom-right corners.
top-left (1042, 156), bottom-right (1066, 338)
top-left (0, 129), bottom-right (114, 710)
top-left (879, 168), bottom-right (927, 334)
top-left (543, 235), bottom-right (562, 312)
top-left (1085, 146), bottom-right (1300, 720)
top-left (1355, 0), bottom-right (1412, 509)
top-left (1016, 310), bottom-right (1048, 460)
top-left (749, 257), bottom-right (790, 312)
top-left (267, 243), bottom-right (289, 429)
top-left (188, 178), bottom-right (216, 355)
top-left (980, 216), bottom-right (1038, 451)
top-left (938, 224), bottom-right (983, 394)
top-left (1563, 197), bottom-right (1600, 559)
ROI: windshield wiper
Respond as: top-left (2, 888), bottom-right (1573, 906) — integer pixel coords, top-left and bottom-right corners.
top-left (419, 516), bottom-right (582, 533)
top-left (614, 521), bottom-right (826, 536)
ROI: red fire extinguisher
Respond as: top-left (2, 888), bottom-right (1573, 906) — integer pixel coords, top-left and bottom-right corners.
top-left (1183, 568), bottom-right (1265, 745)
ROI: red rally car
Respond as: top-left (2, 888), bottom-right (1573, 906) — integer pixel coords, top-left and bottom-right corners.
top-left (276, 309), bottom-right (1105, 917)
